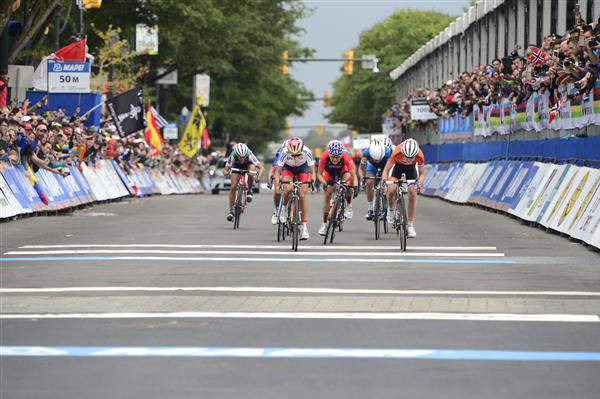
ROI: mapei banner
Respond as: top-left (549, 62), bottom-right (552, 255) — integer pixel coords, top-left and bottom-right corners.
top-left (439, 81), bottom-right (600, 139)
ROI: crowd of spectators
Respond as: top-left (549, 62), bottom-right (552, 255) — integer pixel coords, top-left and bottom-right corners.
top-left (384, 10), bottom-right (600, 129)
top-left (0, 96), bottom-right (208, 193)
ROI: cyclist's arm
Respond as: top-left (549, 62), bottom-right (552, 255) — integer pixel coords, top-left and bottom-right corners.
top-left (224, 154), bottom-right (234, 175)
top-left (309, 164), bottom-right (316, 182)
top-left (267, 166), bottom-right (275, 181)
top-left (382, 159), bottom-right (394, 180)
top-left (417, 164), bottom-right (426, 188)
top-left (350, 169), bottom-right (359, 187)
top-left (316, 168), bottom-right (326, 184)
top-left (273, 165), bottom-right (282, 186)
top-left (257, 162), bottom-right (265, 178)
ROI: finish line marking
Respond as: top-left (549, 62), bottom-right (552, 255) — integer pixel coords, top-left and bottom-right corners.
top-left (1, 312), bottom-right (597, 322)
top-left (2, 286), bottom-right (598, 297)
top-left (4, 250), bottom-right (505, 258)
top-left (1, 346), bottom-right (599, 361)
top-left (0, 256), bottom-right (516, 265)
top-left (18, 244), bottom-right (498, 251)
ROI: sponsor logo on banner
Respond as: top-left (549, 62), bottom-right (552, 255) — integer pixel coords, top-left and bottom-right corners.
top-left (569, 174), bottom-right (600, 230)
top-left (557, 171), bottom-right (589, 228)
top-left (544, 167), bottom-right (578, 224)
top-left (527, 168), bottom-right (559, 217)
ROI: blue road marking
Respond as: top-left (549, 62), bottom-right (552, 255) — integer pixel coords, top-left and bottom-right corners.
top-left (1, 346), bottom-right (598, 361)
top-left (0, 256), bottom-right (517, 265)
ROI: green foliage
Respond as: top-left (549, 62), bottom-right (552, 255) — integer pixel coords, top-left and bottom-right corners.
top-left (11, 0), bottom-right (313, 151)
top-left (329, 10), bottom-right (454, 132)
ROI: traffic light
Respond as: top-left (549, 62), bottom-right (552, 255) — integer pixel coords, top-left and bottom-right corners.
top-left (323, 90), bottom-right (330, 107)
top-left (343, 50), bottom-right (354, 75)
top-left (316, 123), bottom-right (324, 136)
top-left (82, 0), bottom-right (102, 8)
top-left (280, 50), bottom-right (288, 74)
top-left (352, 130), bottom-right (358, 137)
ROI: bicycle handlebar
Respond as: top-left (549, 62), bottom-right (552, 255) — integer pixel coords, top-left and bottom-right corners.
top-left (230, 168), bottom-right (259, 176)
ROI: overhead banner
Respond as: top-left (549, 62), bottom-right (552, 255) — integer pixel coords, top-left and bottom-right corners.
top-left (106, 87), bottom-right (145, 137)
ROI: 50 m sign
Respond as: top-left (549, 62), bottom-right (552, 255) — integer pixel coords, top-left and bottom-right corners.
top-left (47, 61), bottom-right (91, 93)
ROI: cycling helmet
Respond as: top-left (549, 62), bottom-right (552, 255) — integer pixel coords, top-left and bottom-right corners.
top-left (382, 136), bottom-right (394, 149)
top-left (287, 137), bottom-right (304, 155)
top-left (368, 142), bottom-right (386, 162)
top-left (327, 140), bottom-right (344, 156)
top-left (234, 143), bottom-right (249, 157)
top-left (401, 138), bottom-right (419, 158)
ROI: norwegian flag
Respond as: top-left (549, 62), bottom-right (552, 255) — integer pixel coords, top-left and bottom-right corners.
top-left (528, 48), bottom-right (547, 66)
top-left (548, 97), bottom-right (567, 124)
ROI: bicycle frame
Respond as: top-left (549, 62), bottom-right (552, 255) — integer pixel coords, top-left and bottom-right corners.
top-left (385, 174), bottom-right (416, 251)
top-left (286, 180), bottom-right (311, 251)
top-left (365, 176), bottom-right (387, 239)
top-left (230, 168), bottom-right (258, 229)
top-left (323, 179), bottom-right (352, 245)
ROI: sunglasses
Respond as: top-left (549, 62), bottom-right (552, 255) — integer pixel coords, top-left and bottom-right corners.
top-left (291, 154), bottom-right (303, 158)
top-left (330, 155), bottom-right (341, 160)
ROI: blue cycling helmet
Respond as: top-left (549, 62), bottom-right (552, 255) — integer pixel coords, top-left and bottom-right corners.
top-left (328, 140), bottom-right (344, 156)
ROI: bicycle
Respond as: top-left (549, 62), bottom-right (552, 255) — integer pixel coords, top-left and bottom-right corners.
top-left (283, 180), bottom-right (312, 251)
top-left (386, 173), bottom-right (415, 251)
top-left (365, 176), bottom-right (388, 240)
top-left (273, 180), bottom-right (288, 242)
top-left (323, 179), bottom-right (353, 245)
top-left (230, 168), bottom-right (258, 230)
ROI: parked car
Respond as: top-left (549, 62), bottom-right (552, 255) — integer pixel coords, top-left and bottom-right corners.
top-left (208, 158), bottom-right (260, 194)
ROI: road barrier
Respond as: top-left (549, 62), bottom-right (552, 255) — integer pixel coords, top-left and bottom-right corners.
top-left (421, 160), bottom-right (600, 250)
top-left (0, 161), bottom-right (202, 220)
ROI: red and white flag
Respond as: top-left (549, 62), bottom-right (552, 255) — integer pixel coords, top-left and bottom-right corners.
top-left (528, 47), bottom-right (547, 66)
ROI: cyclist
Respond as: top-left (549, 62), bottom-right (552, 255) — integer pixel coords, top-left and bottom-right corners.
top-left (317, 140), bottom-right (359, 236)
top-left (224, 143), bottom-right (264, 222)
top-left (381, 138), bottom-right (425, 238)
top-left (274, 137), bottom-right (316, 240)
top-left (381, 136), bottom-right (396, 152)
top-left (267, 140), bottom-right (288, 224)
top-left (360, 141), bottom-right (392, 220)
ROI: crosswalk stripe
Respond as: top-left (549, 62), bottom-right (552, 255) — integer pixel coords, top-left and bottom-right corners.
top-left (2, 346), bottom-right (600, 361)
top-left (4, 250), bottom-right (505, 257)
top-left (2, 286), bottom-right (598, 296)
top-left (18, 244), bottom-right (498, 251)
top-left (0, 312), bottom-right (597, 322)
top-left (0, 256), bottom-right (516, 264)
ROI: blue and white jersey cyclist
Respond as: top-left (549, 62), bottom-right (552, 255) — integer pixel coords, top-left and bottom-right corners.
top-left (223, 143), bottom-right (263, 222)
top-left (360, 140), bottom-right (392, 221)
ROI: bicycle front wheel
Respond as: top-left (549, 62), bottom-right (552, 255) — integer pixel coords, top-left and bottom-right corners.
top-left (233, 185), bottom-right (243, 229)
top-left (291, 198), bottom-right (299, 251)
top-left (397, 194), bottom-right (408, 251)
top-left (374, 190), bottom-right (381, 240)
top-left (324, 198), bottom-right (338, 245)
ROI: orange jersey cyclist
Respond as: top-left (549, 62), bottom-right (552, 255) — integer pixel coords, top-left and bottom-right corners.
top-left (316, 140), bottom-right (359, 236)
top-left (381, 138), bottom-right (425, 238)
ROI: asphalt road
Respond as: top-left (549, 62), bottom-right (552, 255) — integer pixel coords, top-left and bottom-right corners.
top-left (1, 191), bottom-right (599, 398)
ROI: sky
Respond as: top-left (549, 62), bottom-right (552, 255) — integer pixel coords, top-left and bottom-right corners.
top-left (289, 0), bottom-right (470, 135)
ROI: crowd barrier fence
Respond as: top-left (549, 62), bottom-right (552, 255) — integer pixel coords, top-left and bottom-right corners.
top-left (0, 161), bottom-right (202, 220)
top-left (421, 160), bottom-right (600, 250)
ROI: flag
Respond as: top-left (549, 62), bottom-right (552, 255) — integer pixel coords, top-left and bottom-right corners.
top-left (202, 127), bottom-right (211, 149)
top-left (179, 103), bottom-right (205, 157)
top-left (528, 48), bottom-right (547, 66)
top-left (150, 106), bottom-right (168, 129)
top-left (106, 87), bottom-right (145, 136)
top-left (145, 101), bottom-right (163, 151)
top-left (55, 38), bottom-right (86, 62)
top-left (548, 97), bottom-right (566, 124)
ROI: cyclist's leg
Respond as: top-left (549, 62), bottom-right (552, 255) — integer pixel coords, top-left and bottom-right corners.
top-left (247, 164), bottom-right (256, 192)
top-left (229, 173), bottom-right (240, 208)
top-left (296, 167), bottom-right (311, 224)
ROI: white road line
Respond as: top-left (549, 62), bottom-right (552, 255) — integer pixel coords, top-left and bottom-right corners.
top-left (0, 312), bottom-right (597, 322)
top-left (18, 244), bottom-right (498, 251)
top-left (2, 286), bottom-right (599, 297)
top-left (4, 250), bottom-right (505, 258)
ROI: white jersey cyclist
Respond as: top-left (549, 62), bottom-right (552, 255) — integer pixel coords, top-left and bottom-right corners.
top-left (276, 146), bottom-right (315, 168)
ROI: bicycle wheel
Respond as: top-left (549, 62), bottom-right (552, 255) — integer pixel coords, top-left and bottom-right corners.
top-left (374, 189), bottom-right (381, 240)
top-left (324, 197), bottom-right (338, 245)
top-left (290, 198), bottom-right (299, 251)
top-left (382, 193), bottom-right (389, 234)
top-left (330, 196), bottom-right (344, 244)
top-left (233, 185), bottom-right (243, 229)
top-left (397, 194), bottom-right (408, 251)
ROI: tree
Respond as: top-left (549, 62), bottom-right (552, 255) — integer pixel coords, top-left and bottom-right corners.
top-left (329, 10), bottom-right (454, 132)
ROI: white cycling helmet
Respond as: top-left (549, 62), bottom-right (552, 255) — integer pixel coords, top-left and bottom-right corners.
top-left (382, 136), bottom-right (394, 150)
top-left (400, 138), bottom-right (419, 158)
top-left (233, 143), bottom-right (249, 157)
top-left (368, 142), bottom-right (386, 162)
